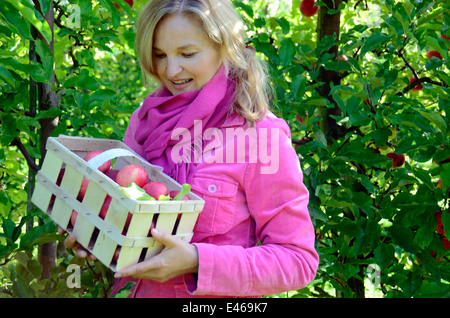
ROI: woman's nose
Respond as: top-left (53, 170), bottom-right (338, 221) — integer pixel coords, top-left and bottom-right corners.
top-left (166, 58), bottom-right (182, 78)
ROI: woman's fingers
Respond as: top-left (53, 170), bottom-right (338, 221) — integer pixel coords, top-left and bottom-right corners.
top-left (63, 233), bottom-right (96, 261)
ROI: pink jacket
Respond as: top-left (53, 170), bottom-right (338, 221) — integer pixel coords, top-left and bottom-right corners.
top-left (110, 110), bottom-right (319, 297)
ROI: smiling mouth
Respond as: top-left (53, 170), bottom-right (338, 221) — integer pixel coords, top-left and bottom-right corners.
top-left (171, 79), bottom-right (192, 85)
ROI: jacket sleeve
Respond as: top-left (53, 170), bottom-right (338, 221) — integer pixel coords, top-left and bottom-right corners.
top-left (186, 117), bottom-right (319, 296)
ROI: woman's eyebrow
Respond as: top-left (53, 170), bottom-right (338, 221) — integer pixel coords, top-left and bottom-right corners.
top-left (153, 44), bottom-right (199, 51)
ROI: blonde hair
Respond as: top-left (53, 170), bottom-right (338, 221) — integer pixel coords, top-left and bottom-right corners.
top-left (135, 0), bottom-right (270, 122)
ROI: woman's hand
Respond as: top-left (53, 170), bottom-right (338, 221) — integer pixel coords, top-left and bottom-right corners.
top-left (114, 228), bottom-right (199, 282)
top-left (59, 227), bottom-right (97, 261)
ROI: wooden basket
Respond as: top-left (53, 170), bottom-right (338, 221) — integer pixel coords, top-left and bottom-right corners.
top-left (31, 135), bottom-right (204, 272)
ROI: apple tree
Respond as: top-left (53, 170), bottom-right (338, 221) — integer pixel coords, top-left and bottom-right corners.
top-left (240, 0), bottom-right (450, 297)
top-left (0, 0), bottom-right (146, 297)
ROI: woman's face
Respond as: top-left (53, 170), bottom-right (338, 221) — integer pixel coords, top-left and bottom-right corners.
top-left (152, 14), bottom-right (223, 95)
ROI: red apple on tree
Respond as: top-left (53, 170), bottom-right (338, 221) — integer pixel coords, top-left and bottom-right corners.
top-left (116, 164), bottom-right (149, 188)
top-left (435, 210), bottom-right (445, 235)
top-left (426, 50), bottom-right (443, 59)
top-left (386, 152), bottom-right (405, 168)
top-left (409, 77), bottom-right (423, 91)
top-left (114, 0), bottom-right (133, 9)
top-left (300, 0), bottom-right (319, 17)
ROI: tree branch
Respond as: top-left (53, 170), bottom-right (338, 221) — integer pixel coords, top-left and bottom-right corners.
top-left (11, 138), bottom-right (40, 172)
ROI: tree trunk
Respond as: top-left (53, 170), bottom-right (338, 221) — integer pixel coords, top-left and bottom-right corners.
top-left (316, 0), bottom-right (366, 298)
top-left (316, 0), bottom-right (344, 143)
top-left (33, 0), bottom-right (58, 280)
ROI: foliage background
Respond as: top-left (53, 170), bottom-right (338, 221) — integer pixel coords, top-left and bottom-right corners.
top-left (0, 0), bottom-right (449, 298)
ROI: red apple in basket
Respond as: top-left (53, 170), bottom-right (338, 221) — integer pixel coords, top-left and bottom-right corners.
top-left (84, 150), bottom-right (112, 173)
top-left (143, 182), bottom-right (170, 200)
top-left (77, 177), bottom-right (90, 201)
top-left (105, 169), bottom-right (120, 181)
top-left (99, 195), bottom-right (112, 219)
top-left (70, 210), bottom-right (78, 226)
top-left (116, 164), bottom-right (149, 188)
top-left (112, 246), bottom-right (121, 262)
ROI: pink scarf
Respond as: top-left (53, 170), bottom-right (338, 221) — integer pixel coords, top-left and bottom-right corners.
top-left (134, 66), bottom-right (235, 184)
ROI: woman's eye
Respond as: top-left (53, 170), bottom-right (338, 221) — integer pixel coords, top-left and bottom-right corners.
top-left (183, 52), bottom-right (197, 58)
top-left (154, 53), bottom-right (166, 59)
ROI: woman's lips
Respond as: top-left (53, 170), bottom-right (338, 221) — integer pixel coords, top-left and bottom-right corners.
top-left (170, 78), bottom-right (193, 90)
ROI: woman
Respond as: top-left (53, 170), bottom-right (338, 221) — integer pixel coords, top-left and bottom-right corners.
top-left (68, 0), bottom-right (319, 297)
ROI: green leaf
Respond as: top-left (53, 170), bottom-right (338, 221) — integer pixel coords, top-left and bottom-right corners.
top-left (0, 113), bottom-right (18, 146)
top-left (35, 38), bottom-right (54, 80)
top-left (173, 183), bottom-right (191, 200)
top-left (98, 0), bottom-right (120, 29)
top-left (0, 57), bottom-right (47, 83)
top-left (386, 224), bottom-right (416, 254)
top-left (415, 109), bottom-right (447, 132)
top-left (4, 0), bottom-right (52, 44)
top-left (111, 281), bottom-right (136, 298)
top-left (275, 17), bottom-right (290, 34)
top-left (360, 31), bottom-right (391, 57)
top-left (323, 60), bottom-right (353, 73)
top-left (441, 163), bottom-right (450, 190)
top-left (63, 69), bottom-right (99, 91)
top-left (235, 1), bottom-right (254, 19)
top-left (120, 183), bottom-right (155, 201)
top-left (279, 38), bottom-right (296, 67)
top-left (0, 65), bottom-right (15, 87)
top-left (0, 1), bottom-right (33, 41)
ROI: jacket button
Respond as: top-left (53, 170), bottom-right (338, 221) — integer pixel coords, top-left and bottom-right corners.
top-left (208, 184), bottom-right (217, 193)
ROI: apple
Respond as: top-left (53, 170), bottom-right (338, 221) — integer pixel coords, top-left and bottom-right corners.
top-left (296, 113), bottom-right (305, 124)
top-left (300, 0), bottom-right (318, 17)
top-left (70, 210), bottom-right (78, 226)
top-left (442, 237), bottom-right (450, 249)
top-left (77, 177), bottom-right (90, 201)
top-left (114, 0), bottom-right (133, 9)
top-left (105, 169), bottom-right (120, 181)
top-left (112, 246), bottom-right (121, 262)
top-left (84, 150), bottom-right (112, 173)
top-left (99, 195), bottom-right (112, 219)
top-left (116, 164), bottom-right (149, 188)
top-left (386, 152), bottom-right (405, 168)
top-left (409, 77), bottom-right (423, 91)
top-left (435, 210), bottom-right (445, 235)
top-left (170, 190), bottom-right (189, 200)
top-left (143, 181), bottom-right (170, 200)
top-left (426, 50), bottom-right (442, 59)
top-left (441, 34), bottom-right (450, 41)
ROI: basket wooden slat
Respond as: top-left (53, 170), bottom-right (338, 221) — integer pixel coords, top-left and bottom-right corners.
top-left (31, 135), bottom-right (204, 271)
